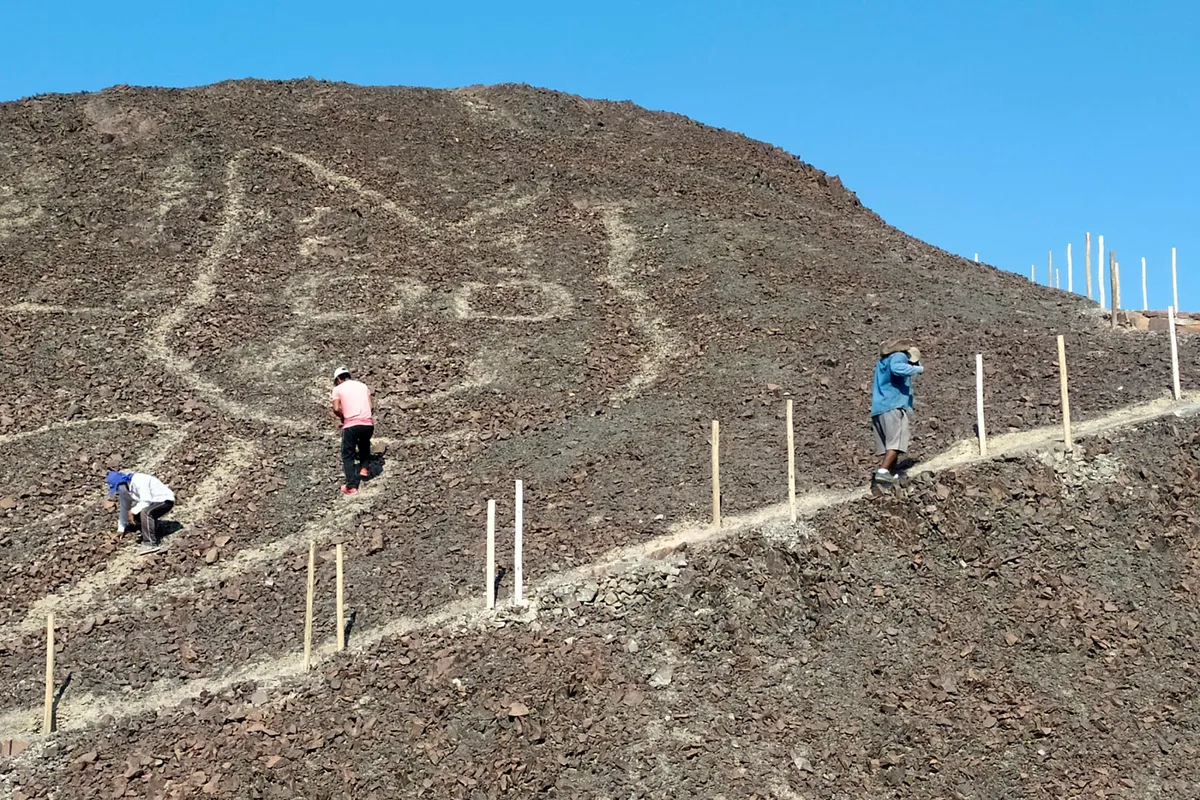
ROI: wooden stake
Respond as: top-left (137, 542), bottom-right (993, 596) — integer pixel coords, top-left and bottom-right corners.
top-left (303, 541), bottom-right (315, 672)
top-left (711, 420), bottom-right (721, 529)
top-left (1057, 335), bottom-right (1072, 448)
top-left (1173, 247), bottom-right (1179, 312)
top-left (335, 543), bottom-right (345, 652)
top-left (1169, 305), bottom-right (1182, 401)
top-left (786, 399), bottom-right (796, 523)
top-left (42, 613), bottom-right (54, 734)
top-left (975, 354), bottom-right (987, 457)
top-left (1110, 250), bottom-right (1119, 329)
top-left (1085, 232), bottom-right (1093, 300)
top-left (1030, 265), bottom-right (1035, 282)
top-left (513, 480), bottom-right (524, 606)
top-left (1098, 235), bottom-right (1105, 310)
top-left (485, 499), bottom-right (496, 610)
top-left (974, 253), bottom-right (979, 262)
top-left (1048, 250), bottom-right (1053, 287)
top-left (1142, 257), bottom-right (1148, 311)
top-left (1055, 269), bottom-right (1060, 289)
top-left (1067, 243), bottom-right (1073, 293)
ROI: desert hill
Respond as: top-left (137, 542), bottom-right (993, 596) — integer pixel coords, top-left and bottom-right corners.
top-left (1, 80), bottom-right (1197, 798)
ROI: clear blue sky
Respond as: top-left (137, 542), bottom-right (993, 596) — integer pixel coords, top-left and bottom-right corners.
top-left (3, 1), bottom-right (1196, 310)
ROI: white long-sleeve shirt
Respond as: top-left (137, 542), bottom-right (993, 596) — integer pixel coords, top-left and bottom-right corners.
top-left (129, 473), bottom-right (174, 513)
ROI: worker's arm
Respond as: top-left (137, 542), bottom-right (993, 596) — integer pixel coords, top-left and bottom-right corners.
top-left (331, 393), bottom-right (344, 425)
top-left (116, 484), bottom-right (132, 532)
top-left (888, 353), bottom-right (924, 377)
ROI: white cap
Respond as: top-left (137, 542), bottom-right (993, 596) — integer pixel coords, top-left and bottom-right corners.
top-left (333, 366), bottom-right (351, 382)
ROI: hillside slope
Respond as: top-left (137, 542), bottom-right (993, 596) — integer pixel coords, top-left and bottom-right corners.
top-left (7, 414), bottom-right (1200, 798)
top-left (0, 80), bottom-right (1196, 796)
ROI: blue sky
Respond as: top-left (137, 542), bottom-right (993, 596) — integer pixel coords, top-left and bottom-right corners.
top-left (2, 1), bottom-right (1195, 310)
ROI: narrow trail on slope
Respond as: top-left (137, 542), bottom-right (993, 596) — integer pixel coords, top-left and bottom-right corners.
top-left (2, 394), bottom-right (1197, 739)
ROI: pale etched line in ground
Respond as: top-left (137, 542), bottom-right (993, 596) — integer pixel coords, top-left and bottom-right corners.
top-left (596, 204), bottom-right (685, 401)
top-left (3, 396), bottom-right (1195, 739)
top-left (5, 438), bottom-right (258, 644)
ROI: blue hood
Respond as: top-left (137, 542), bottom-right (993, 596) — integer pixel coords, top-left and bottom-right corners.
top-left (105, 470), bottom-right (133, 496)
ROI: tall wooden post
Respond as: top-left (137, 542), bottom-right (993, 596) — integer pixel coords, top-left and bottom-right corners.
top-left (1048, 250), bottom-right (1053, 287)
top-left (485, 499), bottom-right (496, 610)
top-left (1142, 257), bottom-right (1148, 311)
top-left (335, 543), bottom-right (345, 652)
top-left (1173, 247), bottom-right (1179, 312)
top-left (1057, 336), bottom-right (1072, 449)
top-left (513, 480), bottom-right (524, 606)
top-left (975, 354), bottom-right (987, 457)
top-left (303, 541), bottom-right (315, 672)
top-left (1098, 235), bottom-right (1105, 310)
top-left (786, 400), bottom-right (796, 523)
top-left (1110, 251), bottom-right (1119, 328)
top-left (1085, 233), bottom-right (1093, 300)
top-left (43, 613), bottom-right (55, 734)
top-left (1169, 306), bottom-right (1182, 401)
top-left (711, 420), bottom-right (721, 529)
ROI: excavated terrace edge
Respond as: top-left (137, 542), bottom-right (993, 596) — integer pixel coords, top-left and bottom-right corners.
top-left (2, 393), bottom-right (1199, 758)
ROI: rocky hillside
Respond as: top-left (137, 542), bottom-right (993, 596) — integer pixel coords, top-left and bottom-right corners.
top-left (0, 80), bottom-right (1196, 798)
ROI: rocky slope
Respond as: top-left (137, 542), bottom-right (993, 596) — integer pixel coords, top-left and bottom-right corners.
top-left (0, 80), bottom-right (1197, 797)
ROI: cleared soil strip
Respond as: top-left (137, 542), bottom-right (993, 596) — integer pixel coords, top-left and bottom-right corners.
top-left (2, 394), bottom-right (1197, 739)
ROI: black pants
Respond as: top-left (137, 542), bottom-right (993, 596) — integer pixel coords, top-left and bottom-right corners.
top-left (341, 425), bottom-right (374, 489)
top-left (135, 500), bottom-right (174, 546)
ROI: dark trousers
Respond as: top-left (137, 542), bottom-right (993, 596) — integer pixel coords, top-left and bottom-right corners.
top-left (341, 425), bottom-right (374, 489)
top-left (135, 500), bottom-right (174, 545)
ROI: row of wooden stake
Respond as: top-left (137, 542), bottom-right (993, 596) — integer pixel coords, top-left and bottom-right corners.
top-left (35, 325), bottom-right (1190, 732)
top-left (709, 399), bottom-right (800, 530)
top-left (302, 541), bottom-right (347, 672)
top-left (483, 480), bottom-right (525, 610)
top-left (975, 321), bottom-right (1182, 457)
top-left (1034, 237), bottom-right (1179, 316)
top-left (708, 327), bottom-right (1187, 533)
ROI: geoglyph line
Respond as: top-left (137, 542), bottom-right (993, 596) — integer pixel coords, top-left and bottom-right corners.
top-left (4, 395), bottom-right (1197, 739)
top-left (3, 436), bottom-right (252, 644)
top-left (597, 205), bottom-right (685, 401)
top-left (275, 148), bottom-right (431, 234)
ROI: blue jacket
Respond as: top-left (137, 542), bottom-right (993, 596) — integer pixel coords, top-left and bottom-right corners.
top-left (871, 352), bottom-right (924, 416)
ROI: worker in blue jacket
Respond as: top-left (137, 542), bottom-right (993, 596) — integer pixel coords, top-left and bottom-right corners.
top-left (871, 340), bottom-right (924, 485)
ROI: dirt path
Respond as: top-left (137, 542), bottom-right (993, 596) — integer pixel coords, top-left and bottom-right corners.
top-left (2, 393), bottom-right (1197, 740)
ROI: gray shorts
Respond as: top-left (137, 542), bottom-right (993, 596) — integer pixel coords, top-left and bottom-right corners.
top-left (872, 408), bottom-right (911, 454)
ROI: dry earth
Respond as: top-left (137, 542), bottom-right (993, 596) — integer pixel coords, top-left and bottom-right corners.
top-left (1, 80), bottom-right (1198, 798)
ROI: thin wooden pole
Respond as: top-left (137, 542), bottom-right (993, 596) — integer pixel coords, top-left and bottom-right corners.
top-left (975, 354), bottom-right (987, 457)
top-left (1048, 250), bottom-right (1053, 286)
top-left (974, 253), bottom-right (979, 262)
top-left (1169, 305), bottom-right (1182, 401)
top-left (43, 613), bottom-right (54, 734)
top-left (303, 541), bottom-right (315, 672)
top-left (513, 480), bottom-right (524, 606)
top-left (1098, 235), bottom-right (1105, 310)
top-left (1142, 257), bottom-right (1148, 311)
top-left (1110, 251), bottom-right (1119, 328)
top-left (1030, 265), bottom-right (1035, 282)
top-left (1067, 243), bottom-right (1073, 293)
top-left (711, 420), bottom-right (721, 529)
top-left (1057, 335), bottom-right (1073, 449)
top-left (1055, 269), bottom-right (1060, 289)
top-left (786, 399), bottom-right (796, 523)
top-left (1172, 247), bottom-right (1179, 312)
top-left (335, 543), bottom-right (345, 652)
top-left (485, 499), bottom-right (496, 610)
top-left (1085, 232), bottom-right (1093, 300)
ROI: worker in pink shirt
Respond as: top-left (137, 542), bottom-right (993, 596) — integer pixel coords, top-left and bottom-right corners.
top-left (331, 366), bottom-right (375, 496)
